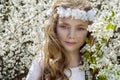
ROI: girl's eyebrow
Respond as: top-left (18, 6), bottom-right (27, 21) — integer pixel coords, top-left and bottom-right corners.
top-left (58, 21), bottom-right (70, 26)
top-left (76, 24), bottom-right (84, 27)
top-left (59, 21), bottom-right (84, 27)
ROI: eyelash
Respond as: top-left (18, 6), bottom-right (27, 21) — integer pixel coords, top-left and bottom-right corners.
top-left (77, 28), bottom-right (85, 31)
top-left (60, 26), bottom-right (69, 29)
top-left (60, 25), bottom-right (85, 31)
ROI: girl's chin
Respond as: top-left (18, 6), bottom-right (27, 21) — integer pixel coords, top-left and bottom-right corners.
top-left (64, 47), bottom-right (79, 53)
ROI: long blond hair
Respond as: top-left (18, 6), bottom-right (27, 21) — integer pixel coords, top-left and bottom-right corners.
top-left (39, 0), bottom-right (92, 80)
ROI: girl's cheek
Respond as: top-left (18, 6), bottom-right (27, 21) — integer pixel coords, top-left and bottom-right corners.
top-left (77, 32), bottom-right (88, 38)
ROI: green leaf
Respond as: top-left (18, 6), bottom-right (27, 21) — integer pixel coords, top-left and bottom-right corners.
top-left (108, 17), bottom-right (112, 22)
top-left (106, 22), bottom-right (116, 31)
top-left (96, 44), bottom-right (101, 50)
top-left (98, 74), bottom-right (107, 80)
top-left (104, 15), bottom-right (108, 21)
top-left (92, 66), bottom-right (97, 74)
top-left (84, 52), bottom-right (90, 59)
top-left (102, 38), bottom-right (109, 43)
top-left (111, 10), bottom-right (115, 17)
top-left (97, 51), bottom-right (103, 58)
top-left (91, 56), bottom-right (96, 64)
top-left (104, 10), bottom-right (115, 22)
top-left (85, 38), bottom-right (90, 45)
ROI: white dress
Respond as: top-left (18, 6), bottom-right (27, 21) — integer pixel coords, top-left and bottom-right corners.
top-left (26, 58), bottom-right (85, 80)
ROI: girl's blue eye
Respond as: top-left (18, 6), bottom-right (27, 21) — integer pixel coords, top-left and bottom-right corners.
top-left (61, 26), bottom-right (66, 28)
top-left (77, 28), bottom-right (84, 31)
top-left (60, 26), bottom-right (69, 29)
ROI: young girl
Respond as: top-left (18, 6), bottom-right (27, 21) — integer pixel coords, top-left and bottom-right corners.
top-left (26, 0), bottom-right (96, 80)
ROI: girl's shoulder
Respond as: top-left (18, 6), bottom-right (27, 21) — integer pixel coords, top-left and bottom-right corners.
top-left (34, 50), bottom-right (44, 67)
top-left (26, 51), bottom-right (44, 80)
top-left (35, 50), bottom-right (44, 61)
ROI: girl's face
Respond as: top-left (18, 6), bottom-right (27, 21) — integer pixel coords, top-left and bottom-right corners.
top-left (56, 17), bottom-right (89, 53)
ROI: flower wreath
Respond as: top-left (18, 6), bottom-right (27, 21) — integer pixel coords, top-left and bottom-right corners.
top-left (47, 6), bottom-right (96, 21)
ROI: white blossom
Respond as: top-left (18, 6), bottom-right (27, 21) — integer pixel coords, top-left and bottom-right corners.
top-left (0, 0), bottom-right (120, 79)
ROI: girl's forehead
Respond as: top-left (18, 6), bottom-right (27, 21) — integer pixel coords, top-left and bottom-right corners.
top-left (58, 17), bottom-right (89, 26)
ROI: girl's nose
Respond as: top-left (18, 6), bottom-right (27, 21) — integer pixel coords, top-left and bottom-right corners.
top-left (68, 28), bottom-right (75, 39)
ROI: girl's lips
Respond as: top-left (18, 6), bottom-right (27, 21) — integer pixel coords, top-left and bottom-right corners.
top-left (65, 41), bottom-right (76, 45)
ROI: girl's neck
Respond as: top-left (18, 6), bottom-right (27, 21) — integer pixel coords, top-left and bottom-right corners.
top-left (68, 51), bottom-right (82, 68)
